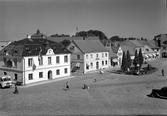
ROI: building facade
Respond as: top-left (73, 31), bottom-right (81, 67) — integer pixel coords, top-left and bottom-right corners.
top-left (67, 40), bottom-right (109, 73)
top-left (0, 30), bottom-right (71, 85)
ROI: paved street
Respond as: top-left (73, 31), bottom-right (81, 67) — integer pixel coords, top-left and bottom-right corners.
top-left (1, 58), bottom-right (167, 115)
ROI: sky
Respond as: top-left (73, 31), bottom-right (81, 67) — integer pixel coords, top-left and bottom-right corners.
top-left (0, 0), bottom-right (166, 41)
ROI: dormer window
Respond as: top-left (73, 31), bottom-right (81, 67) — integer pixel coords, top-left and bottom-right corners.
top-left (13, 58), bottom-right (17, 67)
top-left (69, 46), bottom-right (75, 51)
top-left (7, 59), bottom-right (12, 67)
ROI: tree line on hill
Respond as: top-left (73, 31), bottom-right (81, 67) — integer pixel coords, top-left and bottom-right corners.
top-left (51, 30), bottom-right (147, 41)
top-left (50, 30), bottom-right (148, 47)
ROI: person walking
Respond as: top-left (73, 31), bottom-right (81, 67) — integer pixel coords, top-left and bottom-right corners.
top-left (13, 84), bottom-right (19, 94)
top-left (162, 69), bottom-right (164, 76)
top-left (66, 82), bottom-right (70, 90)
top-left (83, 84), bottom-right (89, 89)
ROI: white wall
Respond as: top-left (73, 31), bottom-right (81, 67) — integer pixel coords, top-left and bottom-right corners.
top-left (23, 53), bottom-right (71, 85)
top-left (84, 52), bottom-right (109, 73)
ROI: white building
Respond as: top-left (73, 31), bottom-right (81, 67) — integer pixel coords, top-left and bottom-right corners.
top-left (67, 40), bottom-right (109, 73)
top-left (0, 30), bottom-right (71, 85)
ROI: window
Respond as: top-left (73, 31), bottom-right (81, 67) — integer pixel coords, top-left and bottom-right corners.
top-left (39, 58), bottom-right (43, 66)
top-left (4, 72), bottom-right (7, 75)
top-left (102, 61), bottom-right (104, 66)
top-left (77, 55), bottom-right (80, 59)
top-left (48, 57), bottom-right (52, 64)
top-left (69, 46), bottom-right (75, 51)
top-left (14, 58), bottom-right (17, 67)
top-left (28, 58), bottom-right (33, 67)
top-left (102, 53), bottom-right (104, 58)
top-left (105, 60), bottom-right (108, 65)
top-left (91, 54), bottom-right (93, 59)
top-left (56, 69), bottom-right (60, 75)
top-left (64, 68), bottom-right (68, 74)
top-left (7, 59), bottom-right (12, 67)
top-left (28, 74), bottom-right (33, 80)
top-left (56, 56), bottom-right (60, 63)
top-left (86, 63), bottom-right (89, 70)
top-left (64, 56), bottom-right (68, 63)
top-left (163, 47), bottom-right (166, 51)
top-left (14, 74), bottom-right (18, 80)
top-left (39, 72), bottom-right (43, 78)
top-left (90, 62), bottom-right (93, 67)
top-left (86, 55), bottom-right (88, 59)
top-left (3, 58), bottom-right (7, 66)
top-left (96, 54), bottom-right (99, 58)
top-left (105, 53), bottom-right (107, 57)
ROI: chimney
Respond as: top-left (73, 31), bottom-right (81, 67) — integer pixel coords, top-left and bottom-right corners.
top-left (27, 35), bottom-right (31, 39)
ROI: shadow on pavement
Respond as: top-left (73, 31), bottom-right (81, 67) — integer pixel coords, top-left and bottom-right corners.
top-left (147, 94), bottom-right (167, 100)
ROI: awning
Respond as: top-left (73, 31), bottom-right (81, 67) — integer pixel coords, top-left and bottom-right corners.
top-left (148, 54), bottom-right (152, 58)
top-left (153, 54), bottom-right (156, 56)
top-left (112, 59), bottom-right (118, 62)
top-left (145, 55), bottom-right (148, 58)
top-left (75, 63), bottom-right (80, 67)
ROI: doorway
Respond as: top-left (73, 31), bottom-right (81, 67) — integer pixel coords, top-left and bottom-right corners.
top-left (48, 70), bottom-right (52, 80)
top-left (14, 74), bottom-right (18, 81)
top-left (96, 61), bottom-right (99, 70)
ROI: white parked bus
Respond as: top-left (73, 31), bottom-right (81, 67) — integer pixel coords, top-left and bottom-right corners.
top-left (0, 76), bottom-right (12, 88)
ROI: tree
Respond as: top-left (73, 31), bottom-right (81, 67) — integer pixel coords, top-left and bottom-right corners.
top-left (126, 50), bottom-right (132, 72)
top-left (138, 48), bottom-right (144, 70)
top-left (121, 51), bottom-right (127, 72)
top-left (110, 35), bottom-right (120, 41)
top-left (51, 33), bottom-right (70, 37)
top-left (133, 49), bottom-right (139, 72)
top-left (60, 40), bottom-right (71, 47)
top-left (76, 30), bottom-right (108, 41)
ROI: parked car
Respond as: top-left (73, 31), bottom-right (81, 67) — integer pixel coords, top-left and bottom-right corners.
top-left (0, 75), bottom-right (12, 89)
top-left (149, 87), bottom-right (167, 99)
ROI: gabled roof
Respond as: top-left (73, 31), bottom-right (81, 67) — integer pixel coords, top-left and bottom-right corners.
top-left (120, 40), bottom-right (136, 51)
top-left (146, 40), bottom-right (159, 48)
top-left (143, 46), bottom-right (154, 54)
top-left (72, 40), bottom-right (108, 53)
top-left (121, 45), bottom-right (135, 55)
top-left (111, 46), bottom-right (119, 53)
top-left (106, 47), bottom-right (117, 58)
top-left (0, 38), bottom-right (71, 57)
top-left (129, 40), bottom-right (144, 47)
top-left (138, 40), bottom-right (148, 46)
top-left (138, 40), bottom-right (159, 48)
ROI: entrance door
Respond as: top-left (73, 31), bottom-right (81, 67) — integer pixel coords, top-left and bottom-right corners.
top-left (48, 70), bottom-right (52, 80)
top-left (96, 62), bottom-right (99, 69)
top-left (14, 74), bottom-right (18, 81)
